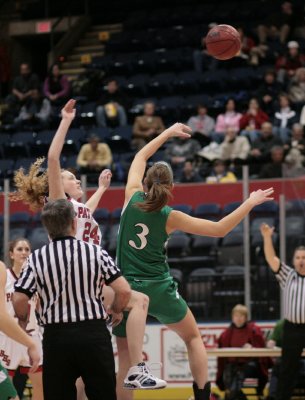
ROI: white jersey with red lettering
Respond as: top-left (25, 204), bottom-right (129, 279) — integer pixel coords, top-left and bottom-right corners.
top-left (71, 198), bottom-right (102, 245)
top-left (0, 269), bottom-right (43, 374)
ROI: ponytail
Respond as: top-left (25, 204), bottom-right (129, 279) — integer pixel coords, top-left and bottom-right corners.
top-left (135, 162), bottom-right (173, 213)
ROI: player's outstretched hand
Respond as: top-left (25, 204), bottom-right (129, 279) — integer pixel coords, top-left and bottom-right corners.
top-left (248, 187), bottom-right (274, 206)
top-left (27, 342), bottom-right (40, 373)
top-left (61, 99), bottom-right (76, 121)
top-left (166, 122), bottom-right (192, 139)
top-left (98, 169), bottom-right (112, 190)
top-left (260, 223), bottom-right (275, 238)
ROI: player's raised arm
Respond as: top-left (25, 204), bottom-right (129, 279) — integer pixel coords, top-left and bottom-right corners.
top-left (167, 188), bottom-right (274, 237)
top-left (85, 169), bottom-right (112, 213)
top-left (48, 99), bottom-right (76, 200)
top-left (260, 223), bottom-right (280, 272)
top-left (125, 123), bottom-right (191, 204)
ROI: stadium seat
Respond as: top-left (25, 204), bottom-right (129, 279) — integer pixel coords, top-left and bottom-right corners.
top-left (193, 203), bottom-right (221, 220)
top-left (186, 268), bottom-right (216, 319)
top-left (10, 212), bottom-right (31, 227)
top-left (93, 208), bottom-right (110, 224)
top-left (10, 227), bottom-right (27, 241)
top-left (167, 232), bottom-right (191, 258)
top-left (191, 235), bottom-right (219, 259)
top-left (124, 74), bottom-right (150, 97)
top-left (172, 204), bottom-right (192, 214)
top-left (217, 232), bottom-right (244, 266)
top-left (222, 201), bottom-right (242, 215)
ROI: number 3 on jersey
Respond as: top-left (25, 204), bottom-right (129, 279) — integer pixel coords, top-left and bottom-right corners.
top-left (83, 222), bottom-right (100, 245)
top-left (129, 223), bottom-right (149, 250)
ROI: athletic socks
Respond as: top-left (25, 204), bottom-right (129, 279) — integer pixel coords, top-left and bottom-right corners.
top-left (193, 381), bottom-right (211, 400)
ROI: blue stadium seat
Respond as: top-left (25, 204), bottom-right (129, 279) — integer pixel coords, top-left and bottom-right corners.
top-left (172, 204), bottom-right (192, 214)
top-left (193, 203), bottom-right (221, 220)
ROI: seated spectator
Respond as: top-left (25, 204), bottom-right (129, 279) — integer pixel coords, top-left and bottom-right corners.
top-left (240, 98), bottom-right (269, 143)
top-left (132, 101), bottom-right (165, 150)
top-left (257, 1), bottom-right (296, 45)
top-left (219, 127), bottom-right (250, 166)
top-left (248, 122), bottom-right (283, 176)
top-left (284, 122), bottom-right (305, 159)
top-left (206, 159), bottom-right (237, 184)
top-left (214, 99), bottom-right (242, 141)
top-left (273, 94), bottom-right (298, 142)
top-left (96, 79), bottom-right (129, 128)
top-left (43, 63), bottom-right (70, 106)
top-left (255, 70), bottom-right (283, 116)
top-left (187, 104), bottom-right (215, 147)
top-left (14, 88), bottom-right (51, 130)
top-left (259, 145), bottom-right (285, 179)
top-left (178, 159), bottom-right (203, 183)
top-left (76, 133), bottom-right (113, 180)
top-left (275, 41), bottom-right (305, 84)
top-left (165, 136), bottom-right (201, 171)
top-left (288, 67), bottom-right (305, 107)
top-left (216, 304), bottom-right (269, 400)
top-left (6, 62), bottom-right (40, 116)
top-left (266, 319), bottom-right (305, 400)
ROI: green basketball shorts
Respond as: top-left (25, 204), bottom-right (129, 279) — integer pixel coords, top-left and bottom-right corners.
top-left (113, 276), bottom-right (188, 337)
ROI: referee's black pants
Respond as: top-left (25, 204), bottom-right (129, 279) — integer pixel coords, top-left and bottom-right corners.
top-left (43, 319), bottom-right (116, 400)
top-left (276, 320), bottom-right (305, 400)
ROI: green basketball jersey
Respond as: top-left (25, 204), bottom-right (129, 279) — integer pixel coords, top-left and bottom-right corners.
top-left (116, 191), bottom-right (172, 279)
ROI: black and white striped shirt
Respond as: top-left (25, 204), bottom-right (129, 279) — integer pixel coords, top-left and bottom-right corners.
top-left (275, 262), bottom-right (305, 324)
top-left (14, 236), bottom-right (121, 325)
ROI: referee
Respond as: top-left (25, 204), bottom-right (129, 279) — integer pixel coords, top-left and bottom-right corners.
top-left (260, 223), bottom-right (305, 400)
top-left (12, 199), bottom-right (131, 400)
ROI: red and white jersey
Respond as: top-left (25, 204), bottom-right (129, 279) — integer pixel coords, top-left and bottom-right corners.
top-left (1, 269), bottom-right (39, 335)
top-left (71, 198), bottom-right (101, 245)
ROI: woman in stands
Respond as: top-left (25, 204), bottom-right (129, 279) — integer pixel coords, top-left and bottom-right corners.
top-left (0, 238), bottom-right (43, 400)
top-left (11, 99), bottom-right (165, 397)
top-left (112, 122), bottom-right (274, 400)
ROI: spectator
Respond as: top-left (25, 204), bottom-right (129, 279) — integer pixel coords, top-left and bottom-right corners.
top-left (96, 79), bottom-right (129, 128)
top-left (6, 62), bottom-right (40, 112)
top-left (266, 319), bottom-right (305, 400)
top-left (275, 41), bottom-right (305, 84)
top-left (206, 159), bottom-right (237, 184)
top-left (187, 104), bottom-right (215, 147)
top-left (255, 70), bottom-right (283, 116)
top-left (273, 94), bottom-right (298, 142)
top-left (214, 99), bottom-right (242, 141)
top-left (284, 123), bottom-right (305, 163)
top-left (259, 145), bottom-right (285, 179)
top-left (179, 159), bottom-right (203, 183)
top-left (165, 136), bottom-right (201, 171)
top-left (14, 88), bottom-right (51, 130)
top-left (43, 63), bottom-right (70, 106)
top-left (248, 122), bottom-right (283, 176)
top-left (257, 1), bottom-right (296, 45)
top-left (216, 304), bottom-right (269, 400)
top-left (288, 67), bottom-right (305, 106)
top-left (132, 101), bottom-right (165, 150)
top-left (76, 133), bottom-right (113, 177)
top-left (220, 127), bottom-right (250, 165)
top-left (260, 224), bottom-right (305, 400)
top-left (240, 98), bottom-right (269, 142)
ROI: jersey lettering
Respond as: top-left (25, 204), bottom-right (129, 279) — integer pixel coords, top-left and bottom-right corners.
top-left (129, 223), bottom-right (149, 250)
top-left (83, 222), bottom-right (100, 245)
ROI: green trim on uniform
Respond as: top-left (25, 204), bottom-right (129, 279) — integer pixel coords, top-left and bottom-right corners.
top-left (0, 363), bottom-right (18, 400)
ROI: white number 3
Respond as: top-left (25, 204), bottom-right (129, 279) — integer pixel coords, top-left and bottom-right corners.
top-left (129, 223), bottom-right (149, 250)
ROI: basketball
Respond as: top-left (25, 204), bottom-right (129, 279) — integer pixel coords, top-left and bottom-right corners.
top-left (205, 24), bottom-right (241, 60)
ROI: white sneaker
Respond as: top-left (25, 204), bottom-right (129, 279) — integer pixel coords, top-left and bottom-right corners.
top-left (123, 362), bottom-right (167, 390)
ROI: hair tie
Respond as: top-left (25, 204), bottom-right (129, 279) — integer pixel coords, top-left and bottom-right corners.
top-left (153, 178), bottom-right (161, 184)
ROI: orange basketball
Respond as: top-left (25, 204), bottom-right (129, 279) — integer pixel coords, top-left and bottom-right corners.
top-left (205, 24), bottom-right (241, 60)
